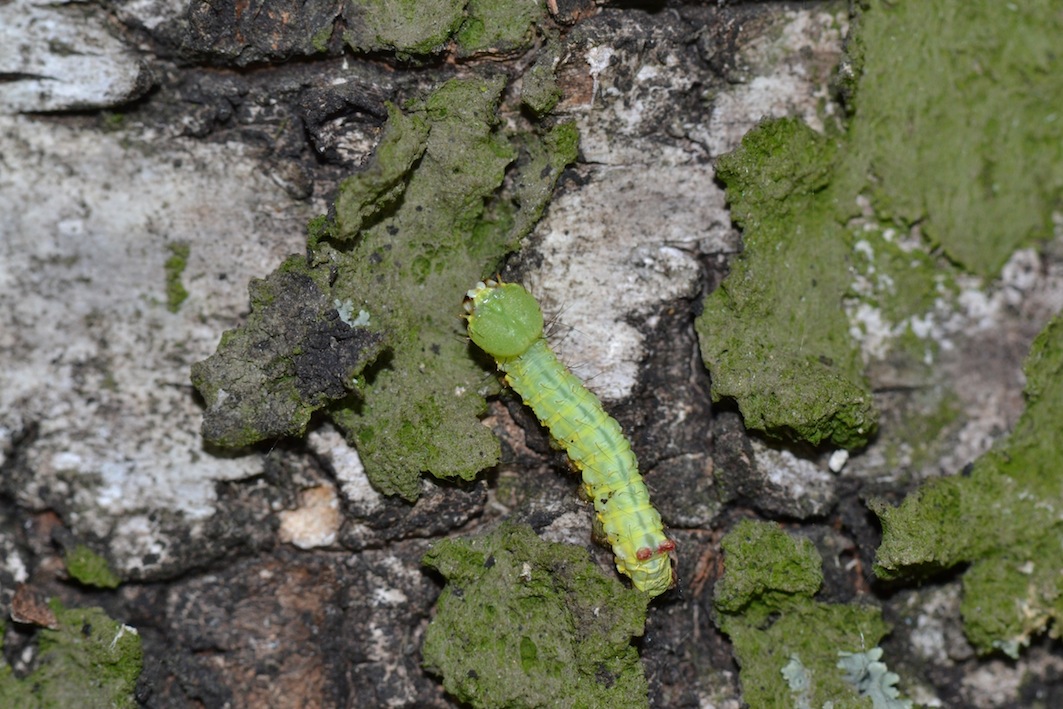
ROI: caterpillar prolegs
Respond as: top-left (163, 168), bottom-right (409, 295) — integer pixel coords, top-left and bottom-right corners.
top-left (465, 280), bottom-right (676, 597)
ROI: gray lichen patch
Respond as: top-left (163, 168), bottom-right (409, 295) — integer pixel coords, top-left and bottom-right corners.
top-left (0, 111), bottom-right (311, 579)
top-left (192, 256), bottom-right (385, 447)
top-left (744, 439), bottom-right (839, 519)
top-left (873, 314), bottom-right (1063, 658)
top-left (195, 77), bottom-right (578, 500)
top-left (422, 523), bottom-right (650, 708)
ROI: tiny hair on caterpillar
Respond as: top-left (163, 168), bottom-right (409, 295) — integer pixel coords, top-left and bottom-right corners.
top-left (464, 279), bottom-right (676, 597)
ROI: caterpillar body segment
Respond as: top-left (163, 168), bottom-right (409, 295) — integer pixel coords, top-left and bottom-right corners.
top-left (465, 280), bottom-right (676, 597)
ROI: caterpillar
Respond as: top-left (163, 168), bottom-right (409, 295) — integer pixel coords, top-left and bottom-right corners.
top-left (465, 280), bottom-right (676, 597)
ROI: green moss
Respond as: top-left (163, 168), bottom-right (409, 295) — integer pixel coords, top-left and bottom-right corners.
top-left (343, 0), bottom-right (546, 60)
top-left (696, 118), bottom-right (877, 449)
top-left (64, 544), bottom-right (121, 589)
top-left (714, 519), bottom-right (823, 615)
top-left (344, 0), bottom-right (466, 58)
top-left (194, 77), bottom-right (578, 499)
top-left (164, 242), bottom-right (190, 313)
top-left (839, 0), bottom-right (1063, 276)
top-left (697, 0), bottom-right (1063, 449)
top-left (324, 80), bottom-right (577, 500)
top-left (0, 602), bottom-right (142, 708)
top-left (423, 523), bottom-right (650, 708)
top-left (456, 0), bottom-right (543, 56)
top-left (521, 41), bottom-right (563, 116)
top-left (715, 520), bottom-right (891, 708)
top-left (874, 314), bottom-right (1063, 657)
top-left (328, 104), bottom-right (430, 242)
top-left (310, 23), bottom-right (333, 53)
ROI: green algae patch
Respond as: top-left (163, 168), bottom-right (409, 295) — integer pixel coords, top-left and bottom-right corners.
top-left (194, 77), bottom-right (578, 499)
top-left (696, 118), bottom-right (877, 449)
top-left (873, 314), bottom-right (1063, 657)
top-left (457, 0), bottom-right (543, 56)
top-left (714, 518), bottom-right (823, 614)
top-left (520, 39), bottom-right (563, 116)
top-left (343, 0), bottom-right (544, 59)
top-left (344, 0), bottom-right (465, 57)
top-left (325, 78), bottom-right (577, 499)
top-left (164, 242), bottom-right (190, 313)
top-left (715, 520), bottom-right (893, 708)
top-left (0, 602), bottom-right (142, 709)
top-left (328, 103), bottom-right (429, 240)
top-left (64, 544), bottom-right (121, 589)
top-left (422, 523), bottom-right (650, 708)
top-left (839, 0), bottom-right (1063, 276)
top-left (697, 0), bottom-right (1063, 449)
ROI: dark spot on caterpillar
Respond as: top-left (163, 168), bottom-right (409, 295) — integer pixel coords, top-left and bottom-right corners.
top-left (483, 555), bottom-right (496, 568)
top-left (467, 669), bottom-right (479, 679)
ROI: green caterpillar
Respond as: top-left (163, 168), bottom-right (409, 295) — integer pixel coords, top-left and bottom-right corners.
top-left (465, 280), bottom-right (676, 597)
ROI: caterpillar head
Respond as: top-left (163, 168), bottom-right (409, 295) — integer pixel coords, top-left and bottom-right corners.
top-left (625, 540), bottom-right (677, 598)
top-left (465, 281), bottom-right (544, 359)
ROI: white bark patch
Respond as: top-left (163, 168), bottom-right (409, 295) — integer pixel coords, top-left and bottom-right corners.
top-left (0, 0), bottom-right (149, 113)
top-left (0, 115), bottom-right (316, 574)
